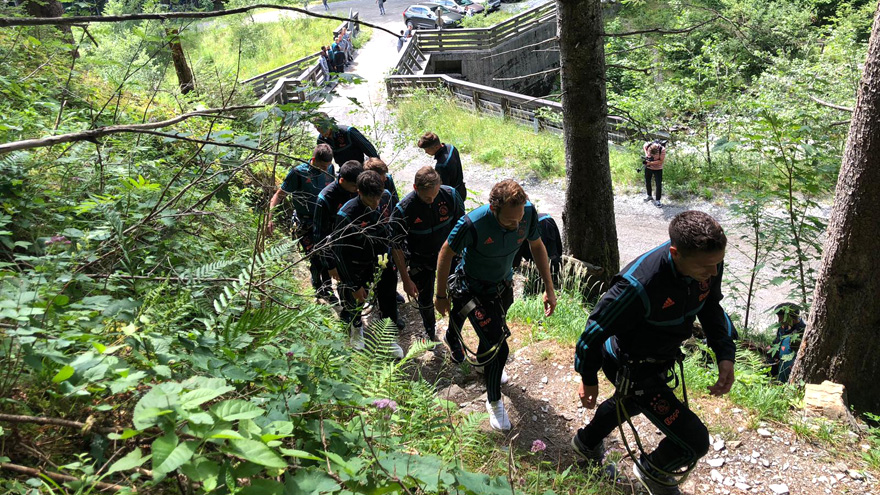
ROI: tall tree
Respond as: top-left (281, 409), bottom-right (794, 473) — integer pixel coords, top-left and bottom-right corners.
top-left (556, 0), bottom-right (620, 285)
top-left (790, 4), bottom-right (880, 412)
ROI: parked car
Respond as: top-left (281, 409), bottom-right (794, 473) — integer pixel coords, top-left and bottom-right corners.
top-left (425, 0), bottom-right (484, 16)
top-left (403, 4), bottom-right (463, 30)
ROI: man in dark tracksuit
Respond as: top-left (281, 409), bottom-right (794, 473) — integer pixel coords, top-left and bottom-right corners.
top-left (436, 180), bottom-right (557, 431)
top-left (513, 212), bottom-right (562, 295)
top-left (418, 132), bottom-right (466, 202)
top-left (391, 166), bottom-right (465, 340)
top-left (769, 303), bottom-right (804, 383)
top-left (314, 161), bottom-right (363, 280)
top-left (313, 113), bottom-right (380, 166)
top-left (331, 171), bottom-right (401, 355)
top-left (571, 211), bottom-right (736, 495)
top-left (365, 157), bottom-right (406, 306)
top-left (266, 144), bottom-right (337, 301)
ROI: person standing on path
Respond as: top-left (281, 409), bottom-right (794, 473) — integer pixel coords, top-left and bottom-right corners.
top-left (266, 144), bottom-right (337, 303)
top-left (513, 211), bottom-right (562, 295)
top-left (436, 180), bottom-right (557, 431)
top-left (391, 167), bottom-right (465, 341)
top-left (377, 0), bottom-right (386, 15)
top-left (322, 0), bottom-right (329, 10)
top-left (313, 113), bottom-right (380, 166)
top-left (313, 161), bottom-right (363, 284)
top-left (318, 46), bottom-right (331, 83)
top-left (397, 30), bottom-right (406, 52)
top-left (571, 210), bottom-right (736, 495)
top-left (418, 132), bottom-right (466, 202)
top-left (643, 139), bottom-right (667, 208)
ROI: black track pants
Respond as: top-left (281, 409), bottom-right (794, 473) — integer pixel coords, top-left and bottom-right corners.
top-left (447, 284), bottom-right (513, 402)
top-left (645, 168), bottom-right (663, 201)
top-left (576, 354), bottom-right (709, 473)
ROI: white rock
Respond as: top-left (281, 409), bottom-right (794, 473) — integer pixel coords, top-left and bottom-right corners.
top-left (848, 470), bottom-right (865, 480)
top-left (761, 459), bottom-right (770, 468)
top-left (818, 476), bottom-right (828, 483)
top-left (711, 469), bottom-right (724, 483)
top-left (723, 477), bottom-right (734, 486)
top-left (731, 408), bottom-right (743, 414)
top-left (532, 415), bottom-right (538, 421)
top-left (751, 450), bottom-right (761, 458)
top-left (541, 376), bottom-right (548, 384)
top-left (769, 484), bottom-right (789, 494)
top-left (734, 482), bottom-right (750, 490)
top-left (708, 458), bottom-right (725, 468)
top-left (757, 428), bottom-right (772, 437)
top-left (714, 440), bottom-right (726, 451)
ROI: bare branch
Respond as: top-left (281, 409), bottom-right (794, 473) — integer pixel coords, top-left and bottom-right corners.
top-left (0, 463), bottom-right (128, 492)
top-left (808, 94), bottom-right (853, 113)
top-left (0, 4), bottom-right (399, 37)
top-left (0, 104), bottom-right (264, 154)
top-left (0, 413), bottom-right (122, 434)
top-left (603, 16), bottom-right (720, 37)
top-left (493, 66), bottom-right (559, 82)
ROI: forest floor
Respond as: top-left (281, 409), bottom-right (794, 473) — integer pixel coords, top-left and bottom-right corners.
top-left (308, 18), bottom-right (878, 495)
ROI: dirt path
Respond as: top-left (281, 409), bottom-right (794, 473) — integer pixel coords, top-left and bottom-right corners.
top-left (314, 16), bottom-right (880, 495)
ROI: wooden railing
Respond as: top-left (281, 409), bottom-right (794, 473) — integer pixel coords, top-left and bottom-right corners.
top-left (414, 2), bottom-right (556, 52)
top-left (386, 74), bottom-right (654, 142)
top-left (386, 2), bottom-right (664, 142)
top-left (245, 10), bottom-right (360, 104)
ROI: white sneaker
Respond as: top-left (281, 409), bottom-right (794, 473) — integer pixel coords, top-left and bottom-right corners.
top-left (486, 399), bottom-right (512, 431)
top-left (474, 366), bottom-right (509, 385)
top-left (349, 324), bottom-right (365, 350)
top-left (389, 342), bottom-right (404, 359)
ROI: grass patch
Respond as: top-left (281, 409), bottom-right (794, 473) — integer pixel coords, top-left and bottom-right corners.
top-left (186, 16), bottom-right (342, 79)
top-left (508, 289), bottom-right (589, 345)
top-left (459, 10), bottom-right (516, 28)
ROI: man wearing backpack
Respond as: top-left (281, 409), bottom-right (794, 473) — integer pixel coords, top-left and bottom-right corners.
top-left (418, 132), bottom-right (466, 202)
top-left (313, 113), bottom-right (380, 166)
top-left (643, 140), bottom-right (667, 208)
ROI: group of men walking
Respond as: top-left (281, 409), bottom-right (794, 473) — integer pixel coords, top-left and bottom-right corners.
top-left (269, 114), bottom-right (740, 495)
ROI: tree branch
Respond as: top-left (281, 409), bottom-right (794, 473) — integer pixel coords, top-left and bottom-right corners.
top-left (0, 4), bottom-right (399, 37)
top-left (603, 16), bottom-right (720, 37)
top-left (493, 66), bottom-right (560, 81)
top-left (808, 94), bottom-right (853, 113)
top-left (0, 413), bottom-right (122, 434)
top-left (0, 463), bottom-right (128, 492)
top-left (0, 104), bottom-right (264, 154)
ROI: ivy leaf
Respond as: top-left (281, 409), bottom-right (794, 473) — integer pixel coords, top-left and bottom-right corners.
top-left (152, 434), bottom-right (198, 481)
top-left (52, 365), bottom-right (75, 383)
top-left (210, 400), bottom-right (264, 421)
top-left (106, 448), bottom-right (150, 475)
top-left (228, 438), bottom-right (287, 468)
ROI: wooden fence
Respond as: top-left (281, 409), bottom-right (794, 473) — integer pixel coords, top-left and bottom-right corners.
top-left (386, 2), bottom-right (663, 142)
top-left (244, 10), bottom-right (360, 104)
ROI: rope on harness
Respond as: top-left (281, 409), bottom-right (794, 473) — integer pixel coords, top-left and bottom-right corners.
top-left (612, 356), bottom-right (698, 488)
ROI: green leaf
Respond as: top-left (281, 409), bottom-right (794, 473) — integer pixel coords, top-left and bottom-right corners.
top-left (279, 448), bottom-right (322, 462)
top-left (107, 429), bottom-right (141, 440)
top-left (210, 429), bottom-right (245, 440)
top-left (151, 432), bottom-right (179, 469)
top-left (152, 435), bottom-right (198, 480)
top-left (284, 469), bottom-right (339, 495)
top-left (211, 400), bottom-right (264, 421)
top-left (179, 386), bottom-right (234, 409)
top-left (106, 448), bottom-right (150, 475)
top-left (53, 365), bottom-right (75, 383)
top-left (228, 438), bottom-right (287, 468)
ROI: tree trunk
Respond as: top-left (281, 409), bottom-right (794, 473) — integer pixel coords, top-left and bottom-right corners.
top-left (556, 0), bottom-right (620, 286)
top-left (790, 4), bottom-right (880, 413)
top-left (166, 28), bottom-right (195, 95)
top-left (25, 0), bottom-right (76, 54)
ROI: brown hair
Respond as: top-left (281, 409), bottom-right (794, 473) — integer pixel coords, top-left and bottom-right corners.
top-left (313, 143), bottom-right (333, 164)
top-left (357, 170), bottom-right (385, 197)
top-left (417, 132), bottom-right (440, 149)
top-left (489, 179), bottom-right (527, 211)
top-left (668, 210), bottom-right (727, 255)
top-left (414, 166), bottom-right (441, 190)
top-left (364, 157), bottom-right (388, 175)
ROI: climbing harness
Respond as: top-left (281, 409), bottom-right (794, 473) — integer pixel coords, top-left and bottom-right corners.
top-left (612, 353), bottom-right (698, 489)
top-left (444, 271), bottom-right (512, 367)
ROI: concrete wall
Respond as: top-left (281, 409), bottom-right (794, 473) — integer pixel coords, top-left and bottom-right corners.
top-left (424, 20), bottom-right (559, 96)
